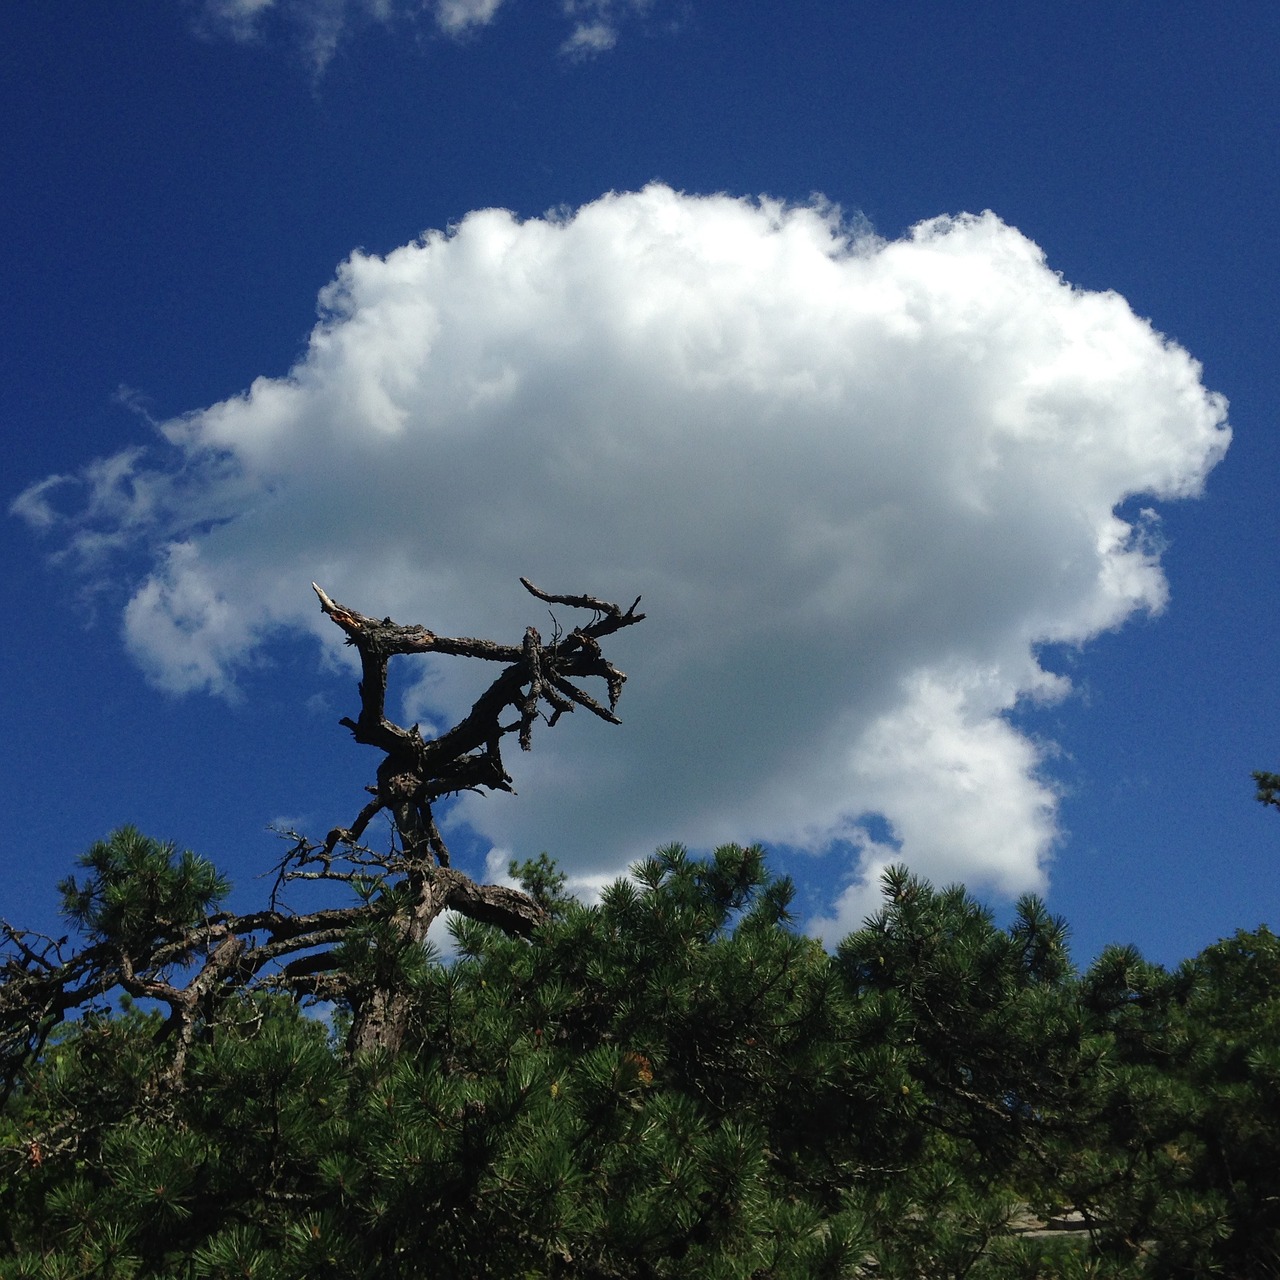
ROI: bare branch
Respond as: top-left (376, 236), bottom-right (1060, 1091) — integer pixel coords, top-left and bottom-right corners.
top-left (312, 576), bottom-right (643, 877)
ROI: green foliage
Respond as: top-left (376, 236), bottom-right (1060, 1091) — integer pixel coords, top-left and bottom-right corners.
top-left (57, 826), bottom-right (230, 951)
top-left (1252, 769), bottom-right (1280, 811)
top-left (837, 870), bottom-right (1090, 1185)
top-left (510, 852), bottom-right (573, 917)
top-left (1072, 927), bottom-right (1280, 1278)
top-left (4, 836), bottom-right (1280, 1277)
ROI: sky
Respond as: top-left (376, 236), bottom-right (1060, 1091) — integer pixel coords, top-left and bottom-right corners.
top-left (3, 1), bottom-right (1278, 968)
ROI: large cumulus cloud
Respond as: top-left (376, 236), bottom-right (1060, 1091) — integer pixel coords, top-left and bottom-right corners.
top-left (16, 185), bottom-right (1229, 930)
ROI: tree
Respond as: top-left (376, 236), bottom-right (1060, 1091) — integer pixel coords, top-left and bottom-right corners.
top-left (1074, 928), bottom-right (1280, 1278)
top-left (0, 845), bottom-right (1110, 1278)
top-left (1, 843), bottom-right (863, 1276)
top-left (1, 577), bottom-right (644, 1093)
top-left (835, 867), bottom-right (1101, 1278)
top-left (5, 583), bottom-right (1280, 1277)
top-left (11, 837), bottom-right (1280, 1277)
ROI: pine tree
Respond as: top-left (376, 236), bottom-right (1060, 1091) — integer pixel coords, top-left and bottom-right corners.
top-left (4, 585), bottom-right (1280, 1276)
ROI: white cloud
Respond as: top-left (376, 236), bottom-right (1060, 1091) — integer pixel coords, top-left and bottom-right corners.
top-left (807, 667), bottom-right (1063, 942)
top-left (10, 475), bottom-right (71, 532)
top-left (194, 0), bottom-right (367, 70)
top-left (190, 0), bottom-right (661, 65)
top-left (558, 0), bottom-right (655, 59)
top-left (199, 0), bottom-right (279, 42)
top-left (560, 20), bottom-right (617, 57)
top-left (17, 186), bottom-right (1229, 929)
top-left (194, 0), bottom-right (450, 71)
top-left (434, 0), bottom-right (506, 35)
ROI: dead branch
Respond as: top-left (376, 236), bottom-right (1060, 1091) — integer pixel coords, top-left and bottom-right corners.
top-left (311, 577), bottom-right (642, 873)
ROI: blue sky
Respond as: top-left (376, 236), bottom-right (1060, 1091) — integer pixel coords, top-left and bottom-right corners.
top-left (4, 1), bottom-right (1278, 967)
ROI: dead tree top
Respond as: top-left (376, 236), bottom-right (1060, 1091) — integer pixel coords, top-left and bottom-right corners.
top-left (312, 577), bottom-right (644, 866)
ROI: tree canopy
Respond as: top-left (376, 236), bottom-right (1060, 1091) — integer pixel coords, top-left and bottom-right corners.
top-left (2, 587), bottom-right (1277, 1277)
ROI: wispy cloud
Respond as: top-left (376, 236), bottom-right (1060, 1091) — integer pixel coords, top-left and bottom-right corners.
top-left (16, 186), bottom-right (1229, 928)
top-left (558, 0), bottom-right (658, 59)
top-left (188, 0), bottom-right (661, 68)
top-left (193, 0), bottom-right (381, 72)
top-left (198, 0), bottom-right (280, 42)
top-left (560, 20), bottom-right (617, 58)
top-left (434, 0), bottom-right (506, 36)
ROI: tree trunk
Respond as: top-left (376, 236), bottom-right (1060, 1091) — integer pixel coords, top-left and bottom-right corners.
top-left (345, 866), bottom-right (547, 1056)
